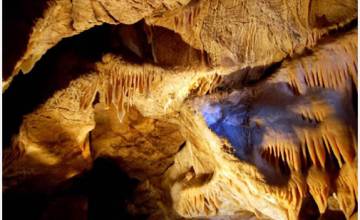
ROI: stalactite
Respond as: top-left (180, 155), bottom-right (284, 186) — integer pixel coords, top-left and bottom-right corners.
top-left (260, 115), bottom-right (356, 173)
top-left (192, 73), bottom-right (223, 96)
top-left (2, 0), bottom-right (358, 219)
top-left (79, 75), bottom-right (98, 110)
top-left (306, 166), bottom-right (330, 213)
top-left (335, 161), bottom-right (357, 218)
top-left (293, 98), bottom-right (333, 123)
top-left (296, 121), bottom-right (355, 169)
top-left (98, 57), bottom-right (162, 122)
top-left (262, 172), bottom-right (307, 220)
top-left (276, 29), bottom-right (357, 96)
top-left (261, 143), bottom-right (301, 172)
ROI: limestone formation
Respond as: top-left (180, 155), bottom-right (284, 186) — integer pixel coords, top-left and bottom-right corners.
top-left (3, 0), bottom-right (358, 219)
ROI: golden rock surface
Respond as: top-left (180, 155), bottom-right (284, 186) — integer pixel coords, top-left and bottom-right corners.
top-left (3, 0), bottom-right (358, 219)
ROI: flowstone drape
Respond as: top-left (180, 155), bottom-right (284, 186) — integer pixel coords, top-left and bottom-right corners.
top-left (3, 0), bottom-right (358, 219)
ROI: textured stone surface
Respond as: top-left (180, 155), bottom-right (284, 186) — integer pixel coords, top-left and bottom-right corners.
top-left (3, 0), bottom-right (358, 220)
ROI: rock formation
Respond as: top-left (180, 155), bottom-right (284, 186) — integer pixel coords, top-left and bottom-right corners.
top-left (3, 0), bottom-right (358, 219)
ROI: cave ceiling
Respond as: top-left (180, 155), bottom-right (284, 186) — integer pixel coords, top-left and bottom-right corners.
top-left (2, 0), bottom-right (358, 219)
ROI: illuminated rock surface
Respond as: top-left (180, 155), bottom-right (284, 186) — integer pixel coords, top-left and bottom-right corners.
top-left (3, 0), bottom-right (358, 219)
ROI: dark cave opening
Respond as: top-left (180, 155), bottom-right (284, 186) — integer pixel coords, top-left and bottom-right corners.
top-left (2, 1), bottom-right (358, 219)
top-left (3, 24), bottom-right (110, 148)
top-left (2, 19), bottom-right (207, 149)
top-left (2, 20), bottom-right (156, 148)
top-left (3, 157), bottom-right (143, 220)
top-left (3, 0), bottom-right (50, 80)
